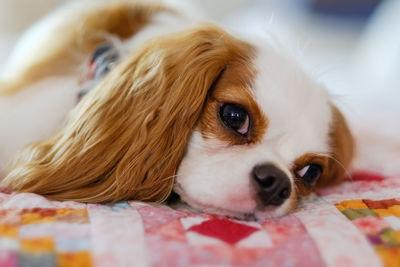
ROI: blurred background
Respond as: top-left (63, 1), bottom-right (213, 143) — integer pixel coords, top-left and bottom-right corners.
top-left (0, 0), bottom-right (399, 172)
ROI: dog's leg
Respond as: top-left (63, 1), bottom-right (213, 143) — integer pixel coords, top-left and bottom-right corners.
top-left (0, 0), bottom-right (170, 95)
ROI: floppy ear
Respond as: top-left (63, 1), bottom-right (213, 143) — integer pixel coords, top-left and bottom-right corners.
top-left (3, 26), bottom-right (254, 203)
top-left (316, 105), bottom-right (355, 188)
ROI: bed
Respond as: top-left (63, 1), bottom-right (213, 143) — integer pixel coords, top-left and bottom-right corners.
top-left (0, 170), bottom-right (399, 267)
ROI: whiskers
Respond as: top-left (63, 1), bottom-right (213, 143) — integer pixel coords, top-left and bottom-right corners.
top-left (309, 151), bottom-right (355, 190)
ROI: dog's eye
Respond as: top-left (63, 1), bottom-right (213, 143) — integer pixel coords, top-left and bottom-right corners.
top-left (219, 103), bottom-right (250, 135)
top-left (296, 164), bottom-right (322, 186)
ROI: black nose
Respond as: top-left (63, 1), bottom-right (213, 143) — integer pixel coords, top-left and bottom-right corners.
top-left (252, 164), bottom-right (292, 206)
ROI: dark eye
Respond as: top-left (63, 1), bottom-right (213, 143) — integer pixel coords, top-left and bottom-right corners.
top-left (296, 164), bottom-right (322, 186)
top-left (219, 103), bottom-right (250, 135)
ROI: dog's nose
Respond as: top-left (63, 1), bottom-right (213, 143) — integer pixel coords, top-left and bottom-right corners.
top-left (252, 164), bottom-right (291, 206)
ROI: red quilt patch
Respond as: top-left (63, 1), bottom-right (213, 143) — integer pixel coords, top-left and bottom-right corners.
top-left (188, 218), bottom-right (259, 245)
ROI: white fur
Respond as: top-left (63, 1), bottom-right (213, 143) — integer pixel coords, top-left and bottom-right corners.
top-left (1, 1), bottom-right (335, 220)
top-left (0, 76), bottom-right (79, 176)
top-left (0, 1), bottom-right (115, 176)
top-left (175, 38), bottom-right (333, 220)
top-left (2, 0), bottom-right (103, 79)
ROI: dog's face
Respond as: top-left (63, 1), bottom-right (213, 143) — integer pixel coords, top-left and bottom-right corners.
top-left (4, 26), bottom-right (353, 219)
top-left (175, 39), bottom-right (354, 219)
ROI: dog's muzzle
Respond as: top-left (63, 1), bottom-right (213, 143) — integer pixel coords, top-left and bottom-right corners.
top-left (252, 164), bottom-right (291, 206)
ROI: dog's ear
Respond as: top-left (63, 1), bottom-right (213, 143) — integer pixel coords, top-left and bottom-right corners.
top-left (3, 26), bottom-right (255, 203)
top-left (316, 105), bottom-right (354, 188)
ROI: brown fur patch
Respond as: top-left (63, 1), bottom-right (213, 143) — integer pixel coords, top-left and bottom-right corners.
top-left (0, 1), bottom-right (171, 95)
top-left (317, 105), bottom-right (355, 187)
top-left (197, 60), bottom-right (269, 145)
top-left (3, 25), bottom-right (257, 203)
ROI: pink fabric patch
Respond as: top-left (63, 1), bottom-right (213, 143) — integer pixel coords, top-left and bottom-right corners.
top-left (0, 251), bottom-right (18, 267)
top-left (353, 216), bottom-right (390, 235)
top-left (148, 220), bottom-right (187, 242)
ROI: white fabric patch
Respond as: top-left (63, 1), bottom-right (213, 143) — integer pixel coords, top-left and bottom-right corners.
top-left (0, 238), bottom-right (19, 250)
top-left (384, 216), bottom-right (400, 231)
top-left (88, 208), bottom-right (149, 267)
top-left (295, 203), bottom-right (382, 267)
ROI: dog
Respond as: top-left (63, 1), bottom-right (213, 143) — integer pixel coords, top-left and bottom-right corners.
top-left (0, 0), bottom-right (354, 220)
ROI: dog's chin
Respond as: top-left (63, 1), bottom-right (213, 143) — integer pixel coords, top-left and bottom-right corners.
top-left (173, 188), bottom-right (298, 221)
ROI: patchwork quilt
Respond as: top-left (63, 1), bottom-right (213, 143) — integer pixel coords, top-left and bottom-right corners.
top-left (0, 171), bottom-right (400, 267)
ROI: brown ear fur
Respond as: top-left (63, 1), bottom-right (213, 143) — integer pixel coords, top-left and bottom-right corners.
top-left (316, 105), bottom-right (354, 188)
top-left (0, 1), bottom-right (169, 95)
top-left (3, 26), bottom-right (255, 203)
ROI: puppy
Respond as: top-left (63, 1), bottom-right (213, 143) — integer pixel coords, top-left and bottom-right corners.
top-left (0, 0), bottom-right (354, 219)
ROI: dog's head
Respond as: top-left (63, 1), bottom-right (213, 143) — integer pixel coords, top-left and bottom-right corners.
top-left (4, 26), bottom-right (354, 219)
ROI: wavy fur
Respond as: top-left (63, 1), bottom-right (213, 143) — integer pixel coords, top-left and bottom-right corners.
top-left (3, 26), bottom-right (254, 203)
